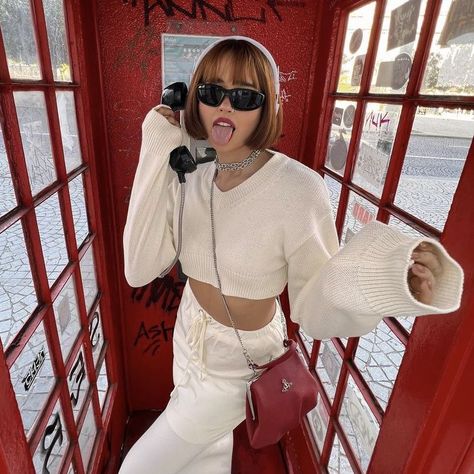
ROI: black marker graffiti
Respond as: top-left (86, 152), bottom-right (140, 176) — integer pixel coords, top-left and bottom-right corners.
top-left (69, 352), bottom-right (86, 407)
top-left (131, 274), bottom-right (184, 311)
top-left (89, 311), bottom-right (101, 349)
top-left (22, 346), bottom-right (45, 391)
top-left (134, 320), bottom-right (175, 355)
top-left (123, 0), bottom-right (291, 26)
top-left (41, 412), bottom-right (64, 474)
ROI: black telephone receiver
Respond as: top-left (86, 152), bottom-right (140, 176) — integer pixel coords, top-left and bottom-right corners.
top-left (161, 82), bottom-right (197, 183)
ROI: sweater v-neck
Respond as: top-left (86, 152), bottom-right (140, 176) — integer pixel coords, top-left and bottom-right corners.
top-left (209, 150), bottom-right (286, 207)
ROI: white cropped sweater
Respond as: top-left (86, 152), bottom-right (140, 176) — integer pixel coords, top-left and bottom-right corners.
top-left (123, 108), bottom-right (464, 339)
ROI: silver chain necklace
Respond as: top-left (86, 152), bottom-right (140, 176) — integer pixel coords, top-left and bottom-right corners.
top-left (215, 149), bottom-right (262, 172)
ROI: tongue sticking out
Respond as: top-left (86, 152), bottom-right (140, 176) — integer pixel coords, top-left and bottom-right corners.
top-left (212, 125), bottom-right (234, 146)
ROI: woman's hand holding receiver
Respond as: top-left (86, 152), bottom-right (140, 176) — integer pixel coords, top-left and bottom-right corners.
top-left (154, 104), bottom-right (181, 128)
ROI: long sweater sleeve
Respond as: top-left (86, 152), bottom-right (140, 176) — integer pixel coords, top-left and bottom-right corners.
top-left (287, 212), bottom-right (464, 340)
top-left (123, 108), bottom-right (189, 287)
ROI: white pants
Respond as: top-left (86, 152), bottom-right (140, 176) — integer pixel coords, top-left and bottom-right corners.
top-left (119, 279), bottom-right (286, 473)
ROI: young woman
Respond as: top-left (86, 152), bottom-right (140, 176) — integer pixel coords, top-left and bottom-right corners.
top-left (120, 37), bottom-right (463, 473)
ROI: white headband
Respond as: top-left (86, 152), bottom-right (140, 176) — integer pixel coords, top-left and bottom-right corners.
top-left (193, 36), bottom-right (280, 114)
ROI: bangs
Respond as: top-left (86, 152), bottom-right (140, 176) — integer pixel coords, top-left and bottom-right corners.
top-left (199, 49), bottom-right (263, 91)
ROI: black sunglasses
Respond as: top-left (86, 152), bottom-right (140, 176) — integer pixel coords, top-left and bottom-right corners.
top-left (197, 83), bottom-right (265, 111)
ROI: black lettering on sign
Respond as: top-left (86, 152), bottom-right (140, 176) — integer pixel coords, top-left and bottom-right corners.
top-left (131, 274), bottom-right (184, 311)
top-left (89, 311), bottom-right (101, 349)
top-left (133, 320), bottom-right (175, 355)
top-left (22, 346), bottom-right (46, 391)
top-left (69, 352), bottom-right (86, 407)
top-left (41, 412), bottom-right (63, 474)
top-left (123, 0), bottom-right (287, 26)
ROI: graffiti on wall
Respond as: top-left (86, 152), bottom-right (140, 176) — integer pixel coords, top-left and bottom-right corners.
top-left (131, 274), bottom-right (185, 311)
top-left (279, 69), bottom-right (297, 103)
top-left (133, 319), bottom-right (175, 355)
top-left (122, 0), bottom-right (306, 27)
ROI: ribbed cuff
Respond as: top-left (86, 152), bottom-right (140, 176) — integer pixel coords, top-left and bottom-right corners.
top-left (141, 107), bottom-right (187, 155)
top-left (357, 221), bottom-right (464, 317)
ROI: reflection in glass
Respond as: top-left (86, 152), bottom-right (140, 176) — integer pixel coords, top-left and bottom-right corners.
top-left (67, 348), bottom-right (90, 422)
top-left (10, 321), bottom-right (56, 438)
top-left (325, 100), bottom-right (358, 176)
top-left (56, 92), bottom-right (82, 171)
top-left (53, 274), bottom-right (81, 362)
top-left (339, 378), bottom-right (380, 472)
top-left (316, 340), bottom-right (342, 403)
top-left (0, 220), bottom-right (38, 349)
top-left (80, 245), bottom-right (98, 314)
top-left (36, 193), bottom-right (69, 286)
top-left (33, 400), bottom-right (69, 473)
top-left (14, 92), bottom-right (57, 196)
top-left (0, 1), bottom-right (41, 80)
top-left (337, 3), bottom-right (376, 93)
top-left (97, 356), bottom-right (109, 412)
top-left (79, 401), bottom-right (97, 471)
top-left (341, 192), bottom-right (378, 246)
top-left (421, 0), bottom-right (474, 96)
top-left (69, 174), bottom-right (89, 247)
top-left (354, 320), bottom-right (407, 411)
top-left (0, 127), bottom-right (17, 215)
top-left (323, 175), bottom-right (342, 220)
top-left (353, 103), bottom-right (402, 197)
top-left (328, 430), bottom-right (355, 473)
top-left (395, 107), bottom-right (473, 231)
top-left (43, 0), bottom-right (72, 82)
top-left (370, 0), bottom-right (428, 94)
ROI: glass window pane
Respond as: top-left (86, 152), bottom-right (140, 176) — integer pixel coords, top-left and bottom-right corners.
top-left (97, 356), bottom-right (110, 413)
top-left (371, 0), bottom-right (428, 94)
top-left (14, 92), bottom-right (57, 196)
top-left (326, 100), bottom-right (358, 176)
top-left (78, 400), bottom-right (97, 471)
top-left (69, 174), bottom-right (90, 247)
top-left (337, 3), bottom-right (376, 93)
top-left (316, 339), bottom-right (342, 403)
top-left (43, 0), bottom-right (72, 82)
top-left (9, 320), bottom-right (56, 438)
top-left (307, 394), bottom-right (330, 452)
top-left (339, 377), bottom-right (380, 472)
top-left (341, 192), bottom-right (378, 246)
top-left (354, 320), bottom-right (407, 411)
top-left (67, 348), bottom-right (90, 421)
top-left (420, 0), bottom-right (474, 96)
top-left (0, 127), bottom-right (17, 214)
top-left (394, 107), bottom-right (474, 231)
top-left (0, 0), bottom-right (42, 80)
top-left (56, 91), bottom-right (82, 171)
top-left (36, 193), bottom-right (69, 286)
top-left (52, 274), bottom-right (81, 362)
top-left (324, 175), bottom-right (342, 220)
top-left (353, 103), bottom-right (402, 197)
top-left (80, 245), bottom-right (98, 314)
top-left (33, 399), bottom-right (69, 473)
top-left (89, 306), bottom-right (105, 369)
top-left (0, 220), bottom-right (38, 349)
top-left (328, 430), bottom-right (355, 473)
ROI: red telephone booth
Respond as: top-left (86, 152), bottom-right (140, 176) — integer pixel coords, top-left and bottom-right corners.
top-left (0, 0), bottom-right (472, 473)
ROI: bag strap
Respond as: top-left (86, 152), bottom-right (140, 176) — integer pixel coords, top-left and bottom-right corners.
top-left (210, 168), bottom-right (288, 376)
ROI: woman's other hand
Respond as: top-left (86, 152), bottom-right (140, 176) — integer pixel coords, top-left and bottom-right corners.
top-left (408, 242), bottom-right (442, 305)
top-left (154, 104), bottom-right (181, 128)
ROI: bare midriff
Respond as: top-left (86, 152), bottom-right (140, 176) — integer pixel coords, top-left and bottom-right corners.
top-left (188, 277), bottom-right (277, 331)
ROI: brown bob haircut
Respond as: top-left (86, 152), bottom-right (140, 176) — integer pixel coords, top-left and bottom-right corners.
top-left (184, 39), bottom-right (283, 150)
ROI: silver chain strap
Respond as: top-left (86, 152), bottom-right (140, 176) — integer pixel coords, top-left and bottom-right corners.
top-left (210, 167), bottom-right (287, 376)
top-left (215, 149), bottom-right (261, 172)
